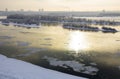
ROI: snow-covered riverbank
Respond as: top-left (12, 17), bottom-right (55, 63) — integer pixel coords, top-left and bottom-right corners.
top-left (0, 54), bottom-right (87, 79)
top-left (0, 22), bottom-right (40, 28)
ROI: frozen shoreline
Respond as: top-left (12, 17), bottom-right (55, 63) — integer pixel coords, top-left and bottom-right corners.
top-left (0, 54), bottom-right (87, 79)
top-left (0, 22), bottom-right (40, 28)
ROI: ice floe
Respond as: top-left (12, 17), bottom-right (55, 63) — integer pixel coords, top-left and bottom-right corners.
top-left (43, 56), bottom-right (99, 75)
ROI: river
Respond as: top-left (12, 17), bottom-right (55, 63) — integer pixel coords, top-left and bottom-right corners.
top-left (0, 17), bottom-right (120, 79)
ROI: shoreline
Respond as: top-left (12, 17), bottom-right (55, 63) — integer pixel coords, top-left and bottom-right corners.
top-left (0, 54), bottom-right (87, 79)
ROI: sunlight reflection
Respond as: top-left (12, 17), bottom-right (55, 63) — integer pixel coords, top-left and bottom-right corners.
top-left (69, 31), bottom-right (89, 53)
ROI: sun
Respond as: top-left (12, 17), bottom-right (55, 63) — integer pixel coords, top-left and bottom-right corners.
top-left (68, 31), bottom-right (89, 53)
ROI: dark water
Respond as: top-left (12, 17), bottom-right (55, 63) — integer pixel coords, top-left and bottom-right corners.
top-left (0, 17), bottom-right (120, 79)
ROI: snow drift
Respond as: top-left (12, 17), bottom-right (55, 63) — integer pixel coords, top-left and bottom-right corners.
top-left (0, 54), bottom-right (87, 79)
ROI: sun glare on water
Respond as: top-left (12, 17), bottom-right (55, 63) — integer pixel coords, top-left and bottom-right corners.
top-left (69, 31), bottom-right (89, 53)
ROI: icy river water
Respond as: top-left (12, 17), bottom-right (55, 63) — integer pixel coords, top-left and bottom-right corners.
top-left (0, 16), bottom-right (120, 79)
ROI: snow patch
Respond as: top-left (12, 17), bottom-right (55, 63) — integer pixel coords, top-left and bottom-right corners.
top-left (0, 54), bottom-right (87, 79)
top-left (90, 63), bottom-right (97, 66)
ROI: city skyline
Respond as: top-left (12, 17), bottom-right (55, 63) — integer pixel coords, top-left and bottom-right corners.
top-left (0, 0), bottom-right (120, 11)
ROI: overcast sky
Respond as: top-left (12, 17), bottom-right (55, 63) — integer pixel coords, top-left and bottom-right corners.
top-left (0, 0), bottom-right (120, 11)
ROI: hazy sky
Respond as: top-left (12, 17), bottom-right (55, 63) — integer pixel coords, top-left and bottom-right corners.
top-left (0, 0), bottom-right (120, 11)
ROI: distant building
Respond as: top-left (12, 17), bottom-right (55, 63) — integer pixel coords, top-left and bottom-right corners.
top-left (20, 9), bottom-right (24, 12)
top-left (5, 8), bottom-right (8, 12)
top-left (39, 8), bottom-right (44, 12)
top-left (102, 10), bottom-right (106, 13)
